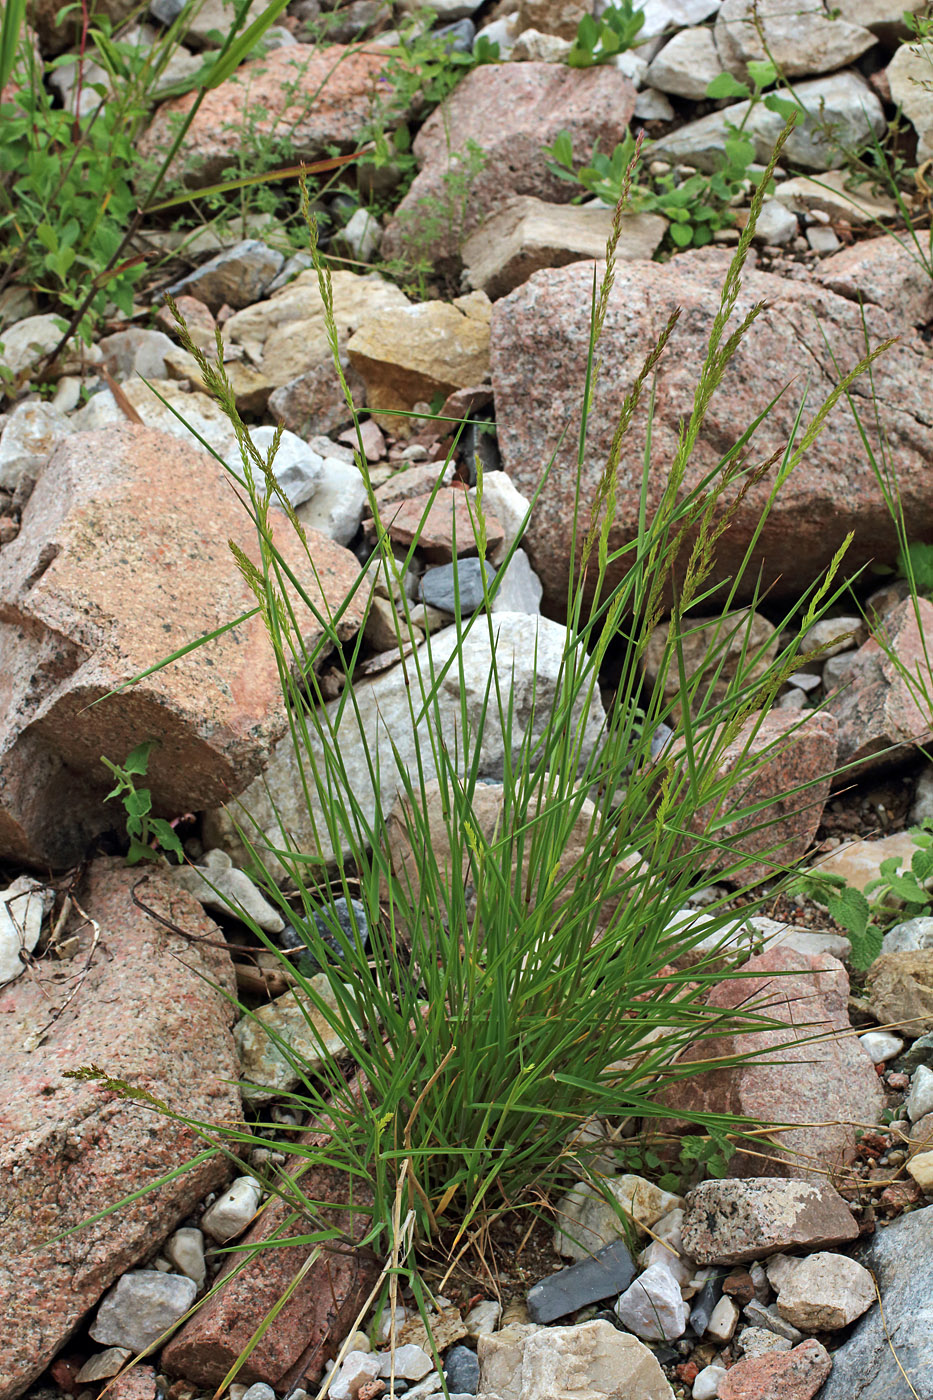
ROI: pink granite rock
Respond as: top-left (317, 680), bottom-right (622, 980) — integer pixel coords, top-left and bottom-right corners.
top-left (815, 233), bottom-right (933, 331)
top-left (161, 1164), bottom-right (379, 1389)
top-left (0, 424), bottom-right (363, 867)
top-left (661, 946), bottom-right (884, 1179)
top-left (381, 63), bottom-right (636, 274)
top-left (823, 597), bottom-right (933, 779)
top-left (489, 247), bottom-right (932, 615)
top-left (718, 1339), bottom-right (832, 1399)
top-left (373, 489), bottom-right (504, 563)
top-left (138, 45), bottom-right (389, 188)
top-left (0, 860), bottom-right (240, 1400)
top-left (678, 710), bottom-right (837, 886)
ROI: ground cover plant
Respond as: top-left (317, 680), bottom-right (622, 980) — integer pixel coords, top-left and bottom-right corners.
top-left (67, 119), bottom-right (909, 1392)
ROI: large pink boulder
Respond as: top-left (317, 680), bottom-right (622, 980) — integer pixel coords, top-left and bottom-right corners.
top-left (0, 424), bottom-right (362, 868)
top-left (0, 860), bottom-right (241, 1400)
top-left (489, 244), bottom-right (932, 615)
top-left (381, 63), bottom-right (636, 274)
top-left (138, 45), bottom-right (389, 187)
top-left (661, 946), bottom-right (884, 1179)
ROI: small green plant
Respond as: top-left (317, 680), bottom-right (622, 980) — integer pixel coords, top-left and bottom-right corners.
top-left (567, 0), bottom-right (645, 67)
top-left (381, 136), bottom-right (488, 293)
top-left (544, 125), bottom-right (769, 250)
top-left (101, 742), bottom-right (185, 865)
top-left (897, 541), bottom-right (933, 598)
top-left (792, 822), bottom-right (933, 970)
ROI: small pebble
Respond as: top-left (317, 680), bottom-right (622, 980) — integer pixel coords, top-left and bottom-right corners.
top-left (379, 1344), bottom-right (433, 1381)
top-left (242, 1387), bottom-right (276, 1400)
top-left (201, 1176), bottom-right (261, 1242)
top-left (693, 1364), bottom-right (728, 1400)
top-left (860, 1030), bottom-right (905, 1064)
top-left (706, 1294), bottom-right (739, 1342)
top-left (907, 1065), bottom-right (933, 1121)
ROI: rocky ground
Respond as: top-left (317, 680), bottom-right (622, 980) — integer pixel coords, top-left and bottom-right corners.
top-left (2, 0), bottom-right (933, 1397)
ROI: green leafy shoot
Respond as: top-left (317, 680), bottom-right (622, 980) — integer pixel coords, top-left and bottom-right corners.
top-left (567, 0), bottom-right (645, 67)
top-left (101, 741), bottom-right (185, 865)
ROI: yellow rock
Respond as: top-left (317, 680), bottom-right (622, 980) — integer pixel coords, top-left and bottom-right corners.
top-left (347, 296), bottom-right (492, 422)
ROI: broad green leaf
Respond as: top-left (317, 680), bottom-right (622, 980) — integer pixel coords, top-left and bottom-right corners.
top-left (764, 93), bottom-right (798, 120)
top-left (747, 58), bottom-right (777, 89)
top-left (36, 222), bottom-right (58, 253)
top-left (124, 740), bottom-right (157, 775)
top-left (706, 72), bottom-right (750, 100)
top-left (577, 12), bottom-right (601, 48)
top-left (724, 135), bottom-right (755, 168)
top-left (827, 885), bottom-right (869, 939)
top-left (125, 787), bottom-right (153, 821)
top-left (670, 222), bottom-right (694, 246)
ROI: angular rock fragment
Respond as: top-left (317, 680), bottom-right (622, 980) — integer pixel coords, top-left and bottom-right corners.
top-left (681, 1179), bottom-right (859, 1265)
top-left (0, 424), bottom-right (362, 867)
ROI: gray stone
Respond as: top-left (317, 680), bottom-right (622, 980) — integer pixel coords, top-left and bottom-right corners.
top-left (526, 1239), bottom-right (636, 1324)
top-left (478, 1319), bottom-right (675, 1400)
top-left (646, 26), bottom-right (722, 99)
top-left (859, 1030), bottom-right (904, 1063)
top-left (742, 1300), bottom-right (805, 1342)
top-left (204, 613), bottom-right (607, 874)
top-left (555, 1176), bottom-right (684, 1261)
top-left (639, 0), bottom-right (721, 38)
top-left (294, 457), bottom-right (368, 544)
top-left (234, 978), bottom-right (351, 1101)
top-left (75, 1349), bottom-right (133, 1383)
top-left (200, 1175), bottom-right (262, 1242)
top-left (911, 764), bottom-right (933, 825)
top-left (249, 424), bottom-right (324, 507)
top-left (242, 1386), bottom-right (276, 1400)
top-left (773, 169), bottom-right (899, 226)
top-left (614, 1263), bottom-right (689, 1341)
top-left (462, 197), bottom-right (666, 300)
top-left (380, 1344), bottom-right (434, 1380)
top-left (490, 548), bottom-right (543, 616)
top-left (654, 71), bottom-right (886, 172)
top-left (165, 239), bottom-right (284, 312)
top-left (818, 1205), bottom-right (933, 1399)
top-left (98, 328), bottom-right (175, 382)
top-left (738, 1325), bottom-right (793, 1356)
top-left (419, 558), bottom-right (498, 614)
top-left (0, 313), bottom-right (70, 380)
top-left (169, 849), bottom-right (285, 933)
top-left (89, 1271), bottom-right (198, 1351)
top-left (883, 917), bottom-right (933, 955)
top-left (807, 225), bottom-right (842, 254)
top-left (444, 1344), bottom-right (480, 1393)
top-left (338, 206), bottom-right (381, 263)
top-left (715, 0), bottom-right (876, 82)
top-left (0, 878), bottom-right (53, 987)
top-left (633, 87), bottom-right (675, 120)
top-left (888, 40), bottom-right (933, 163)
top-left (754, 199), bottom-right (798, 246)
top-left (897, 1031), bottom-right (933, 1074)
top-left (0, 400), bottom-right (70, 491)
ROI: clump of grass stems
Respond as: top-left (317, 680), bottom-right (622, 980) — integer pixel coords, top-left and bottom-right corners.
top-left (77, 122), bottom-right (895, 1392)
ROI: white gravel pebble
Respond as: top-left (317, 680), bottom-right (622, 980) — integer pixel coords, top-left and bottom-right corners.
top-left (907, 1065), bottom-right (933, 1121)
top-left (859, 1030), bottom-right (905, 1063)
top-left (201, 1175), bottom-right (261, 1242)
top-left (693, 1363), bottom-right (728, 1399)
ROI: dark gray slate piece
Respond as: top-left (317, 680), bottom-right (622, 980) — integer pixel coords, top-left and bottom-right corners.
top-left (526, 1239), bottom-right (636, 1324)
